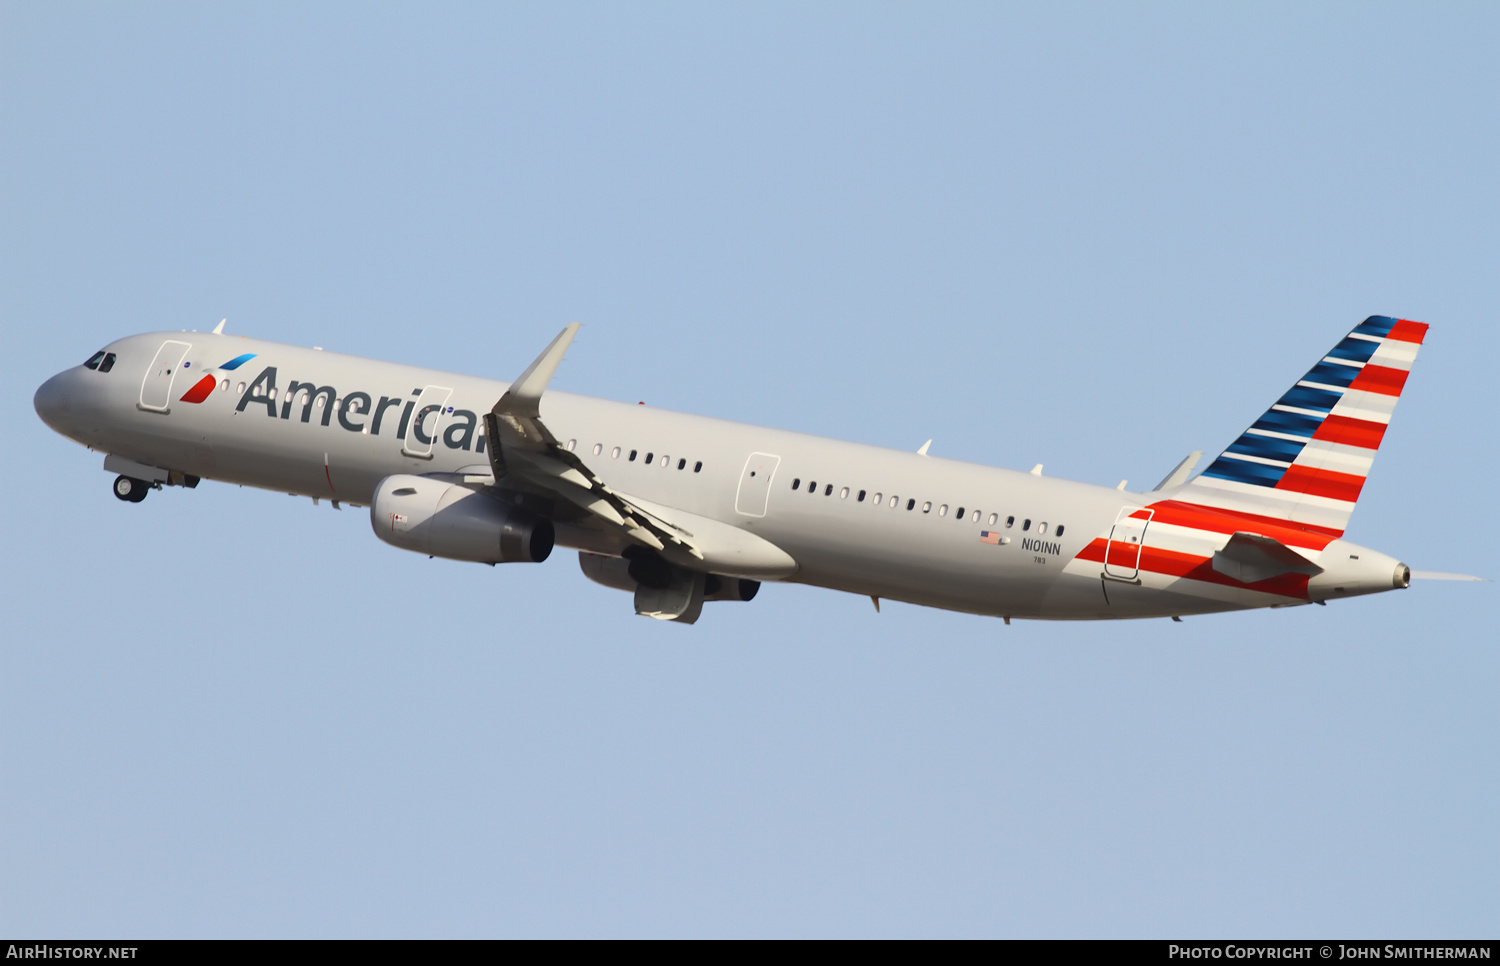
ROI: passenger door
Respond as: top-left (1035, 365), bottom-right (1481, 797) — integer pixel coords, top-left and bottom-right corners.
top-left (138, 340), bottom-right (192, 413)
top-left (1103, 507), bottom-right (1154, 579)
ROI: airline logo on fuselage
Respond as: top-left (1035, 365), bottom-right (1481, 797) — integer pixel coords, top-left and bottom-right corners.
top-left (226, 364), bottom-right (486, 452)
top-left (178, 354), bottom-right (260, 405)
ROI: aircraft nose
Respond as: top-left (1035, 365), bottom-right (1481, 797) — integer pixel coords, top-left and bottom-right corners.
top-left (33, 371), bottom-right (73, 432)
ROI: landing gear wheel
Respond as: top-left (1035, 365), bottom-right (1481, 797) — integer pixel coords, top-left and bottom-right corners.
top-left (113, 475), bottom-right (149, 503)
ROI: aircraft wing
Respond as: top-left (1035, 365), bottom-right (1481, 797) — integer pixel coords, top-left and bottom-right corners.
top-left (483, 325), bottom-right (796, 578)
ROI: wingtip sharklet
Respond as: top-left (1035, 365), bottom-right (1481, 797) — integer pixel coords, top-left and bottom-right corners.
top-left (500, 323), bottom-right (580, 416)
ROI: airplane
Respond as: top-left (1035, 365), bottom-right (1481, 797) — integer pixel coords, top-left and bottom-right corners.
top-left (32, 315), bottom-right (1479, 624)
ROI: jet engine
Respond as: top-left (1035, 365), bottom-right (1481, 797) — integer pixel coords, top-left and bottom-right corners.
top-left (578, 550), bottom-right (760, 620)
top-left (371, 474), bottom-right (554, 564)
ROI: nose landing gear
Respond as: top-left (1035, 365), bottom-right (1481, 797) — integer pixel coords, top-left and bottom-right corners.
top-left (113, 475), bottom-right (150, 503)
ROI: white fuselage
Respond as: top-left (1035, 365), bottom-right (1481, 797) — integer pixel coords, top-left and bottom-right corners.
top-left (34, 330), bottom-right (1408, 621)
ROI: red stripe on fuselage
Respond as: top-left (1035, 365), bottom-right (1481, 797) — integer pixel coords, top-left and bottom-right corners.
top-left (1074, 538), bottom-right (1311, 599)
top-left (1275, 465), bottom-right (1366, 503)
top-left (1143, 500), bottom-right (1340, 547)
top-left (1347, 364), bottom-right (1409, 396)
top-left (1312, 414), bottom-right (1388, 450)
top-left (1386, 319), bottom-right (1428, 344)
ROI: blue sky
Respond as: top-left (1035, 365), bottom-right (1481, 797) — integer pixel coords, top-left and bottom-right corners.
top-left (2, 2), bottom-right (1495, 937)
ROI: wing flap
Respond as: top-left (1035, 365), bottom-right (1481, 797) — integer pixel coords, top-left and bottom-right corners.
top-left (483, 326), bottom-right (797, 577)
top-left (612, 492), bottom-right (796, 578)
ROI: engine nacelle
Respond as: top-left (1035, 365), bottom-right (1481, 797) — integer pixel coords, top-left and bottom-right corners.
top-left (371, 475), bottom-right (554, 564)
top-left (578, 552), bottom-right (760, 601)
top-left (578, 551), bottom-right (639, 593)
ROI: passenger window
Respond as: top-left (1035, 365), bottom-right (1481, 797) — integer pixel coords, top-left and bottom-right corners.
top-left (1006, 515), bottom-right (1015, 528)
top-left (858, 490), bottom-right (867, 502)
top-left (237, 382), bottom-right (246, 394)
top-left (219, 379), bottom-right (229, 392)
top-left (972, 510), bottom-right (980, 523)
top-left (939, 505), bottom-right (948, 517)
top-left (593, 443), bottom-right (603, 456)
top-left (612, 446), bottom-right (621, 459)
top-left (808, 481), bottom-right (816, 493)
top-left (873, 492), bottom-right (882, 505)
top-left (645, 452), bottom-right (653, 464)
top-left (840, 487), bottom-right (849, 499)
top-left (890, 496), bottom-right (899, 508)
top-left (270, 387), bottom-right (278, 400)
top-left (1055, 525), bottom-right (1065, 537)
top-left (922, 501), bottom-right (931, 513)
top-left (678, 458), bottom-right (686, 470)
top-left (1039, 522), bottom-right (1048, 534)
top-left (567, 439), bottom-right (577, 452)
top-left (84, 351), bottom-right (105, 370)
top-left (792, 479), bottom-right (801, 490)
top-left (1023, 519), bottom-right (1031, 531)
top-left (987, 513), bottom-right (997, 526)
top-left (694, 461), bottom-right (702, 473)
top-left (629, 450), bottom-right (638, 461)
top-left (907, 498), bottom-right (916, 511)
top-left (825, 484), bottom-right (833, 496)
top-left (954, 506), bottom-right (963, 519)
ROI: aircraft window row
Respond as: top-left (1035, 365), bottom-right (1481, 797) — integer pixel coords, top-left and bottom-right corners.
top-left (84, 351), bottom-right (117, 373)
top-left (587, 441), bottom-right (702, 473)
top-left (788, 475), bottom-right (1063, 537)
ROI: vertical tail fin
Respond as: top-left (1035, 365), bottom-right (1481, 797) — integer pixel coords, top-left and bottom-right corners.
top-left (1174, 316), bottom-right (1428, 536)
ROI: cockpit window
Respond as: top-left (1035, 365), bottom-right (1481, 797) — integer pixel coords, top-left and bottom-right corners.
top-left (98, 353), bottom-right (117, 373)
top-left (84, 351), bottom-right (105, 370)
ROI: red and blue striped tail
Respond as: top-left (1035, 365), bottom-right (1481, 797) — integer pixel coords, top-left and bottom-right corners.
top-left (1175, 316), bottom-right (1427, 537)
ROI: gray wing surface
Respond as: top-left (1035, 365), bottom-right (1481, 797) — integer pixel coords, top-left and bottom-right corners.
top-left (483, 325), bottom-right (795, 578)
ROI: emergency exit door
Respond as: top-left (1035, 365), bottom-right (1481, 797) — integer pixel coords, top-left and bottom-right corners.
top-left (734, 453), bottom-right (781, 517)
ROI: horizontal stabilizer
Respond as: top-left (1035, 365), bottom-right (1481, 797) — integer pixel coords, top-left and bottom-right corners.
top-left (1212, 531), bottom-right (1324, 584)
top-left (1410, 570), bottom-right (1487, 582)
